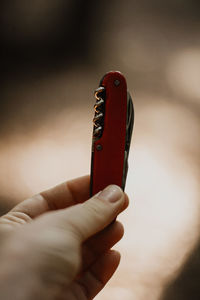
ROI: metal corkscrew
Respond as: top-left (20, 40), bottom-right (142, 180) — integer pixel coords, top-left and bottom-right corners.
top-left (90, 71), bottom-right (134, 196)
top-left (93, 87), bottom-right (105, 138)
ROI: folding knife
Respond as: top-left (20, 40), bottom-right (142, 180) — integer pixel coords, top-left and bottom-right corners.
top-left (90, 71), bottom-right (134, 196)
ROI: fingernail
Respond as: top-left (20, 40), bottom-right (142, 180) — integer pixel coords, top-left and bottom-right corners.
top-left (98, 185), bottom-right (123, 203)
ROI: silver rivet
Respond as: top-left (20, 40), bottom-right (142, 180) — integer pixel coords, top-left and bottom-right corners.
top-left (96, 144), bottom-right (103, 151)
top-left (114, 79), bottom-right (120, 86)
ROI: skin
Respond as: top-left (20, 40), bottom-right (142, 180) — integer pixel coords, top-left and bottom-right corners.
top-left (0, 175), bottom-right (129, 300)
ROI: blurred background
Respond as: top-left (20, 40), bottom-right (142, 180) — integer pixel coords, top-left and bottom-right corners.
top-left (1, 0), bottom-right (200, 299)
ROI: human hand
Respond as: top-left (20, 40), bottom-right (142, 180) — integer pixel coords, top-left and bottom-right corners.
top-left (0, 175), bottom-right (129, 300)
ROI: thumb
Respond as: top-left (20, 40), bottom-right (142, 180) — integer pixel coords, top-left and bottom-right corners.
top-left (52, 185), bottom-right (127, 243)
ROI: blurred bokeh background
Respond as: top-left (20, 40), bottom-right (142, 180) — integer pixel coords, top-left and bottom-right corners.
top-left (1, 0), bottom-right (200, 299)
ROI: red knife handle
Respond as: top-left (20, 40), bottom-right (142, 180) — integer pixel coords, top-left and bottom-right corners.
top-left (90, 71), bottom-right (130, 196)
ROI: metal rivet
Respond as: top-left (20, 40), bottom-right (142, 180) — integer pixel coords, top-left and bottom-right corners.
top-left (114, 79), bottom-right (120, 86)
top-left (96, 144), bottom-right (103, 151)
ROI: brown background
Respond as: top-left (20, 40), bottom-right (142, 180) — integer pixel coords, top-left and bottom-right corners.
top-left (1, 1), bottom-right (200, 299)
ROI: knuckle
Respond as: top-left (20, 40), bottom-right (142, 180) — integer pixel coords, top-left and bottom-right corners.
top-left (84, 199), bottom-right (107, 221)
top-left (65, 217), bottom-right (86, 242)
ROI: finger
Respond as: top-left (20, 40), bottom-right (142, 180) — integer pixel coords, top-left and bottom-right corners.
top-left (54, 185), bottom-right (128, 243)
top-left (82, 221), bottom-right (124, 271)
top-left (76, 250), bottom-right (120, 299)
top-left (11, 175), bottom-right (90, 219)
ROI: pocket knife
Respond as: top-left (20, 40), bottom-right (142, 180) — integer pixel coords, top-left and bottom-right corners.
top-left (90, 71), bottom-right (134, 196)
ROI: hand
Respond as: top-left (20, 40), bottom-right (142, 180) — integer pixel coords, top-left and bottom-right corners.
top-left (0, 175), bottom-right (129, 300)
